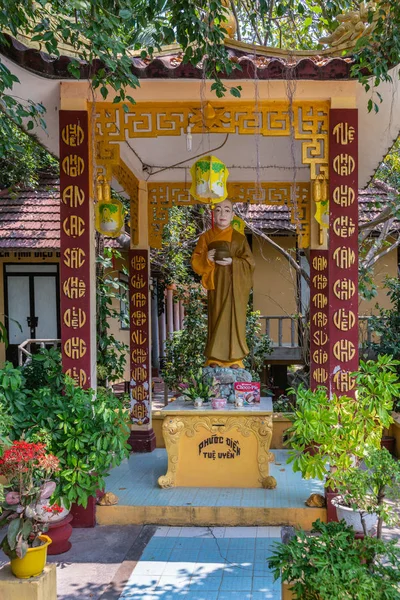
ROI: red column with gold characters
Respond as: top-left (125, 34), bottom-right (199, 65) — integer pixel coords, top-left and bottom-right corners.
top-left (329, 109), bottom-right (358, 396)
top-left (59, 111), bottom-right (92, 388)
top-left (128, 248), bottom-right (156, 452)
top-left (309, 250), bottom-right (329, 391)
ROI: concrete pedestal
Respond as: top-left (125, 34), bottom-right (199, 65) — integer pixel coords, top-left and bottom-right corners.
top-left (0, 563), bottom-right (56, 600)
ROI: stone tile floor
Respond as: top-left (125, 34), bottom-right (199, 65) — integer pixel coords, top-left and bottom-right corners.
top-left (120, 526), bottom-right (282, 600)
top-left (104, 449), bottom-right (324, 509)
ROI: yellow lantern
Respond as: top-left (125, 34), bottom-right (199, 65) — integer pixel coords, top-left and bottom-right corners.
top-left (190, 155), bottom-right (229, 205)
top-left (95, 178), bottom-right (125, 237)
top-left (232, 214), bottom-right (245, 235)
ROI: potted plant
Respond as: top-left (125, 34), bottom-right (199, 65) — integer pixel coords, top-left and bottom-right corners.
top-left (177, 368), bottom-right (218, 407)
top-left (286, 355), bottom-right (400, 486)
top-left (269, 519), bottom-right (400, 600)
top-left (0, 440), bottom-right (62, 578)
top-left (331, 446), bottom-right (400, 538)
top-left (1, 352), bottom-right (130, 528)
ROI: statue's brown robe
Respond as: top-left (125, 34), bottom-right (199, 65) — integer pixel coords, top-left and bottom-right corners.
top-left (191, 226), bottom-right (255, 367)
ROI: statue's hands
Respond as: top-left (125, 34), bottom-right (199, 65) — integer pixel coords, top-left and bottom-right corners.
top-left (207, 249), bottom-right (216, 262)
top-left (215, 257), bottom-right (233, 266)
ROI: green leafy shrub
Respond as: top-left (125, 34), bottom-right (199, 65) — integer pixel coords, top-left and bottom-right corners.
top-left (269, 519), bottom-right (400, 600)
top-left (1, 352), bottom-right (130, 508)
top-left (286, 356), bottom-right (400, 483)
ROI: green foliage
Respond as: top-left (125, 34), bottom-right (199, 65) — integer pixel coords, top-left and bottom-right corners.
top-left (162, 286), bottom-right (208, 391)
top-left (243, 308), bottom-right (272, 380)
top-left (286, 355), bottom-right (400, 484)
top-left (369, 279), bottom-right (400, 405)
top-left (0, 119), bottom-right (58, 190)
top-left (333, 447), bottom-right (400, 538)
top-left (177, 368), bottom-right (217, 403)
top-left (268, 519), bottom-right (400, 600)
top-left (96, 248), bottom-right (129, 385)
top-left (0, 398), bottom-right (13, 456)
top-left (1, 351), bottom-right (130, 508)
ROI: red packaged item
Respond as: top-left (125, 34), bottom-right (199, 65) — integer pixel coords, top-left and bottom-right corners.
top-left (234, 382), bottom-right (260, 404)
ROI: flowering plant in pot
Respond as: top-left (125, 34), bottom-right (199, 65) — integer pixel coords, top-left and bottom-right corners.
top-left (331, 446), bottom-right (400, 538)
top-left (0, 440), bottom-right (62, 577)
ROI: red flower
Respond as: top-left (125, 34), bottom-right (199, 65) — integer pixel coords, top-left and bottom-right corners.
top-left (43, 503), bottom-right (63, 514)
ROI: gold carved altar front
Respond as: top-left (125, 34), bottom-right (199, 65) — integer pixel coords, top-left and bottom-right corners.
top-left (157, 398), bottom-right (275, 489)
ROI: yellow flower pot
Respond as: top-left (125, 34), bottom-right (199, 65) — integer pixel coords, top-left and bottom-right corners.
top-left (10, 535), bottom-right (52, 579)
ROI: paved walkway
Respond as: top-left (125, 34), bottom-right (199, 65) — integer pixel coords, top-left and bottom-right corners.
top-left (119, 526), bottom-right (282, 600)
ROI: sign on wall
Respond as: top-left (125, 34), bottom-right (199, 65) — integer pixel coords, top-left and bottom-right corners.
top-left (328, 109), bottom-right (358, 396)
top-left (59, 111), bottom-right (92, 388)
top-left (129, 249), bottom-right (151, 425)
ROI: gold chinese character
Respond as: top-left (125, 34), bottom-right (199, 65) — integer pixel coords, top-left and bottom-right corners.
top-left (312, 293), bottom-right (328, 309)
top-left (333, 246), bottom-right (356, 269)
top-left (332, 185), bottom-right (355, 208)
top-left (131, 348), bottom-right (148, 363)
top-left (333, 216), bottom-right (356, 238)
top-left (312, 312), bottom-right (328, 327)
top-left (312, 331), bottom-right (328, 346)
top-left (131, 401), bottom-right (148, 420)
top-left (132, 310), bottom-right (147, 327)
top-left (313, 368), bottom-right (328, 383)
top-left (61, 124), bottom-right (84, 146)
top-left (131, 255), bottom-right (146, 271)
top-left (63, 277), bottom-right (86, 299)
top-left (332, 122), bottom-right (355, 145)
top-left (333, 339), bottom-right (356, 362)
top-left (131, 292), bottom-right (147, 308)
top-left (130, 274), bottom-right (146, 289)
top-left (65, 367), bottom-right (87, 387)
top-left (63, 216), bottom-right (85, 238)
top-left (131, 331), bottom-right (147, 345)
top-left (64, 337), bottom-right (87, 359)
top-left (63, 247), bottom-right (86, 268)
top-left (333, 370), bottom-right (356, 393)
top-left (312, 274), bottom-right (328, 290)
top-left (62, 155), bottom-right (85, 177)
top-left (62, 185), bottom-right (85, 208)
top-left (312, 349), bottom-right (328, 364)
top-left (333, 153), bottom-right (355, 176)
top-left (63, 307), bottom-right (87, 329)
top-left (312, 255), bottom-right (327, 271)
top-left (333, 278), bottom-right (356, 300)
top-left (333, 309), bottom-right (356, 332)
top-left (131, 385), bottom-right (149, 402)
top-left (131, 366), bottom-right (148, 383)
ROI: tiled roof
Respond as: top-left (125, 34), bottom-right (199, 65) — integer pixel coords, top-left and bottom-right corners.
top-left (0, 174), bottom-right (60, 249)
top-left (0, 175), bottom-right (397, 249)
top-left (1, 34), bottom-right (355, 81)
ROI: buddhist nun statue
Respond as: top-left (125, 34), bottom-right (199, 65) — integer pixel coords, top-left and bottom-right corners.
top-left (191, 200), bottom-right (255, 369)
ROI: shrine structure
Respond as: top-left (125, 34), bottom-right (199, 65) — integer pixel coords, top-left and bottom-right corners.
top-left (1, 14), bottom-right (400, 454)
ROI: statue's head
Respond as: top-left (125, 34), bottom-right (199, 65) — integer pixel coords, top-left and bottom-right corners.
top-left (213, 199), bottom-right (233, 230)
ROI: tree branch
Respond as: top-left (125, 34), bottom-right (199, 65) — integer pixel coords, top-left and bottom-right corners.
top-left (230, 0), bottom-right (241, 41)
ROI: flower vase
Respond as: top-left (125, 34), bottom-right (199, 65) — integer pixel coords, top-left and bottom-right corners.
top-left (193, 398), bottom-right (203, 409)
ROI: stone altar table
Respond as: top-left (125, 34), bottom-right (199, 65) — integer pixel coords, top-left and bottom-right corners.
top-left (158, 398), bottom-right (275, 489)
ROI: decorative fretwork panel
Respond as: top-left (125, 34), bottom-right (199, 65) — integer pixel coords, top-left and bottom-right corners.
top-left (113, 161), bottom-right (139, 247)
top-left (148, 181), bottom-right (311, 249)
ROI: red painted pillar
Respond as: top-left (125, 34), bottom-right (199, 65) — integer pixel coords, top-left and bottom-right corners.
top-left (328, 110), bottom-right (359, 396)
top-left (59, 111), bottom-right (94, 388)
top-left (128, 248), bottom-right (156, 452)
top-left (309, 250), bottom-right (329, 391)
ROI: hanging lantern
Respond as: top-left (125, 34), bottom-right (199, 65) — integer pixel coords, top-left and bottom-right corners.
top-left (313, 174), bottom-right (329, 229)
top-left (232, 214), bottom-right (245, 235)
top-left (95, 177), bottom-right (125, 237)
top-left (190, 155), bottom-right (229, 205)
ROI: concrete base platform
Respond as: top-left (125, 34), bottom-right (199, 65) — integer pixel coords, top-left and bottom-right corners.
top-left (0, 564), bottom-right (56, 600)
top-left (97, 450), bottom-right (326, 529)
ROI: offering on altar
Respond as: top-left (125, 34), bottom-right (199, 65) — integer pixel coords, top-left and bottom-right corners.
top-left (234, 382), bottom-right (261, 404)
